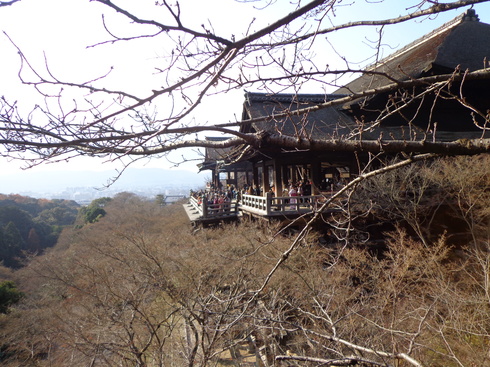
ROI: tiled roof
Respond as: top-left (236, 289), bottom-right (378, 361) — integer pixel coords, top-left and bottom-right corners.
top-left (337, 9), bottom-right (490, 94)
top-left (242, 92), bottom-right (355, 140)
top-left (202, 136), bottom-right (234, 161)
top-left (237, 10), bottom-right (490, 150)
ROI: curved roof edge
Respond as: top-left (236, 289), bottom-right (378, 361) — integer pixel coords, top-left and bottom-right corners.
top-left (366, 9), bottom-right (481, 72)
top-left (244, 91), bottom-right (345, 104)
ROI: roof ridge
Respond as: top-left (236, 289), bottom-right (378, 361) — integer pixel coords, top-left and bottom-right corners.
top-left (244, 91), bottom-right (343, 104)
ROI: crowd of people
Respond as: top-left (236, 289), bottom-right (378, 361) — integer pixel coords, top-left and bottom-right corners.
top-left (284, 179), bottom-right (312, 198)
top-left (190, 186), bottom-right (234, 212)
top-left (190, 179), bottom-right (314, 206)
top-left (190, 183), bottom-right (259, 209)
top-left (189, 178), bottom-right (346, 216)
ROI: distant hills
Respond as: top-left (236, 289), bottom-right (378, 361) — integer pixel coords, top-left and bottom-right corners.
top-left (0, 168), bottom-right (207, 200)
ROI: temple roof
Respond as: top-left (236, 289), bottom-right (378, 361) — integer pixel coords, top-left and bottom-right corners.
top-left (336, 9), bottom-right (490, 94)
top-left (241, 92), bottom-right (355, 140)
top-left (202, 10), bottom-right (490, 170)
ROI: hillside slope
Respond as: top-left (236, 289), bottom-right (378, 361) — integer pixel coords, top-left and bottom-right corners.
top-left (0, 158), bottom-right (488, 366)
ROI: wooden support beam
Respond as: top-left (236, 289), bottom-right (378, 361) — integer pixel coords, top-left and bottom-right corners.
top-left (274, 162), bottom-right (283, 197)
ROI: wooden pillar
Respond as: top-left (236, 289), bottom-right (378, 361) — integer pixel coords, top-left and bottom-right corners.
top-left (303, 164), bottom-right (309, 182)
top-left (282, 165), bottom-right (289, 193)
top-left (274, 161), bottom-right (283, 197)
top-left (253, 164), bottom-right (259, 192)
top-left (246, 168), bottom-right (252, 186)
top-left (213, 167), bottom-right (220, 188)
top-left (265, 192), bottom-right (272, 215)
top-left (311, 159), bottom-right (321, 194)
top-left (232, 169), bottom-right (238, 187)
top-left (262, 162), bottom-right (269, 195)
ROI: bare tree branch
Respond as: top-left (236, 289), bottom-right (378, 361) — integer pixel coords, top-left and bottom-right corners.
top-left (0, 0), bottom-right (20, 7)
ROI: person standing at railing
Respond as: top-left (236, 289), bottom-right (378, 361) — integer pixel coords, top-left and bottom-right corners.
top-left (302, 180), bottom-right (312, 204)
top-left (222, 194), bottom-right (231, 213)
top-left (207, 194), bottom-right (216, 215)
top-left (289, 185), bottom-right (298, 210)
top-left (216, 194), bottom-right (225, 213)
top-left (297, 181), bottom-right (303, 196)
top-left (297, 181), bottom-right (303, 203)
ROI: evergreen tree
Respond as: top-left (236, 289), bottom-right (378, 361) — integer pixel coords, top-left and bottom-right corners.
top-left (0, 226), bottom-right (6, 266)
top-left (155, 194), bottom-right (166, 206)
top-left (78, 197), bottom-right (111, 225)
top-left (0, 281), bottom-right (23, 314)
top-left (2, 222), bottom-right (23, 267)
top-left (0, 207), bottom-right (33, 242)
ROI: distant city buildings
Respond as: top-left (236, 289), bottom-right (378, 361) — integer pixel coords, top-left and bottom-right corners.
top-left (1, 168), bottom-right (206, 204)
top-left (20, 184), bottom-right (195, 205)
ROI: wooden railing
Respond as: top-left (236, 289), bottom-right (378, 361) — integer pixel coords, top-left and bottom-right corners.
top-left (189, 195), bottom-right (239, 219)
top-left (189, 192), bottom-right (337, 219)
top-left (240, 193), bottom-right (325, 216)
top-left (189, 196), bottom-right (204, 216)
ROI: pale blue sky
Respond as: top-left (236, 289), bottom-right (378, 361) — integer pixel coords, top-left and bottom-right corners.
top-left (0, 0), bottom-right (489, 177)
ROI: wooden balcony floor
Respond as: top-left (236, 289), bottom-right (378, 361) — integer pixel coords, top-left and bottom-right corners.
top-left (184, 194), bottom-right (340, 225)
top-left (183, 201), bottom-right (240, 226)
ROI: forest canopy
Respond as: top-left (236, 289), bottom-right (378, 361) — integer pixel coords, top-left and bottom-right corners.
top-left (0, 157), bottom-right (487, 366)
top-left (0, 194), bottom-right (79, 267)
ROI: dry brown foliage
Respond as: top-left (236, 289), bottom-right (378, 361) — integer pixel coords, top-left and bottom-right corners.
top-left (0, 160), bottom-right (489, 366)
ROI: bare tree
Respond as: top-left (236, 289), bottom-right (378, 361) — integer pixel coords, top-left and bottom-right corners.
top-left (1, 0), bottom-right (490, 169)
top-left (0, 1), bottom-right (19, 7)
top-left (2, 182), bottom-right (488, 367)
top-left (3, 2), bottom-right (490, 367)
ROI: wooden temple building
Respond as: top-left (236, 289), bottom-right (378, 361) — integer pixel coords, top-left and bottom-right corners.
top-left (186, 9), bottom-right (490, 224)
